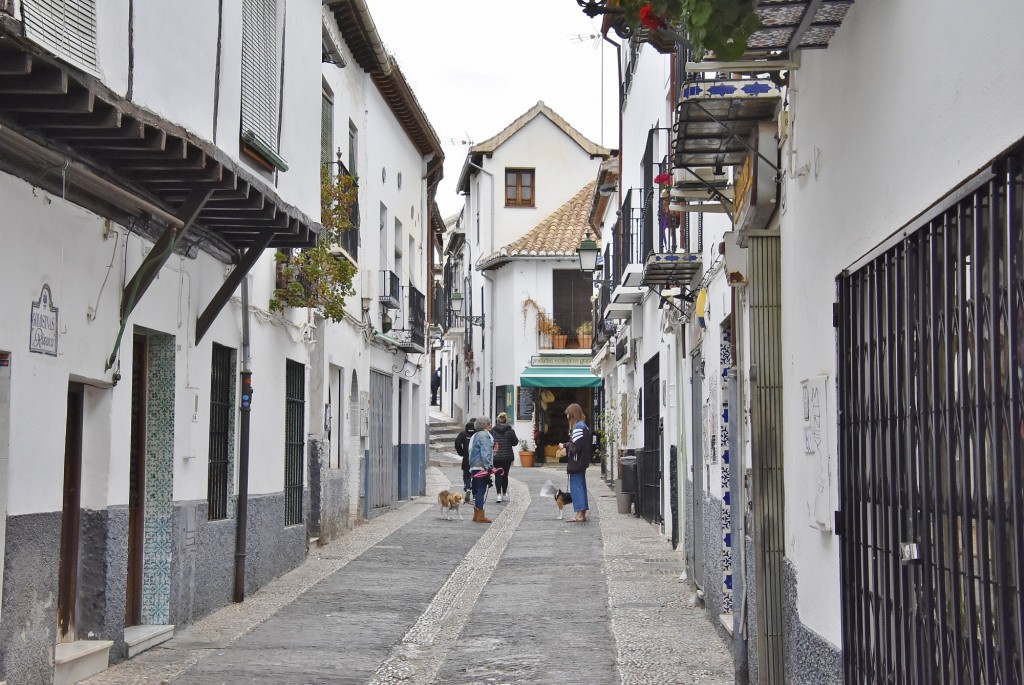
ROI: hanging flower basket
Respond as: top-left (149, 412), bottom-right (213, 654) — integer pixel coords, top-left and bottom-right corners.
top-left (617, 0), bottom-right (762, 62)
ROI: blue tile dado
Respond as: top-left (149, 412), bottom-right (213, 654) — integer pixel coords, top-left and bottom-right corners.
top-left (142, 333), bottom-right (175, 625)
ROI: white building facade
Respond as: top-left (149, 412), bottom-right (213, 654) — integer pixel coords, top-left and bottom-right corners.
top-left (588, 0), bottom-right (1024, 683)
top-left (314, 2), bottom-right (443, 539)
top-left (0, 1), bottom-right (440, 682)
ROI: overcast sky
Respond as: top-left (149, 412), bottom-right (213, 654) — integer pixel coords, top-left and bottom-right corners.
top-left (364, 0), bottom-right (619, 218)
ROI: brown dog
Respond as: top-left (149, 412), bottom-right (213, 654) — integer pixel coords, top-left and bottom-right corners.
top-left (438, 490), bottom-right (464, 521)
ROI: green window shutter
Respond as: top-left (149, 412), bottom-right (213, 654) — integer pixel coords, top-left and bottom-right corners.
top-left (22, 0), bottom-right (99, 75)
top-left (321, 89), bottom-right (334, 167)
top-left (240, 0), bottom-right (279, 153)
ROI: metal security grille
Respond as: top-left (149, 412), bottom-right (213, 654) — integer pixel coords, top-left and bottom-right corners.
top-left (638, 354), bottom-right (662, 524)
top-left (367, 370), bottom-right (396, 517)
top-left (642, 130), bottom-right (655, 258)
top-left (208, 344), bottom-right (233, 520)
top-left (838, 144), bottom-right (1024, 685)
top-left (284, 359), bottom-right (305, 526)
top-left (749, 236), bottom-right (785, 684)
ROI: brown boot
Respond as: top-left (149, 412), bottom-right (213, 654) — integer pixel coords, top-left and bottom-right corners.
top-left (475, 507), bottom-right (492, 523)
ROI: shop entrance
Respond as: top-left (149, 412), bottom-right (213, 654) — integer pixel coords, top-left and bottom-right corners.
top-left (534, 387), bottom-right (593, 462)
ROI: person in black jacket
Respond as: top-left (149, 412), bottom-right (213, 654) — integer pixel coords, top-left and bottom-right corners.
top-left (454, 418), bottom-right (476, 503)
top-left (490, 412), bottom-right (519, 503)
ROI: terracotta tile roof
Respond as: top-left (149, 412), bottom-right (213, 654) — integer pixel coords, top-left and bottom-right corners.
top-left (478, 181), bottom-right (599, 270)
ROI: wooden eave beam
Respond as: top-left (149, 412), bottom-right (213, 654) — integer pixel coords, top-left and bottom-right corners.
top-left (0, 69), bottom-right (67, 94)
top-left (120, 188), bottom-right (211, 321)
top-left (195, 228), bottom-right (276, 344)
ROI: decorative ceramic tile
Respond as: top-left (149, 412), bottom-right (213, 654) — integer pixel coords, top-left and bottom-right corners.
top-left (719, 328), bottom-right (733, 614)
top-left (142, 333), bottom-right (175, 625)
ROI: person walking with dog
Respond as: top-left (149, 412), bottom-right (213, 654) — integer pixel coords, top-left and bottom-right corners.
top-left (490, 412), bottom-right (519, 503)
top-left (455, 418), bottom-right (476, 504)
top-left (561, 403), bottom-right (592, 522)
top-left (469, 416), bottom-right (496, 523)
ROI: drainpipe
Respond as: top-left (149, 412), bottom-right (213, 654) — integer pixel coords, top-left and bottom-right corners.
top-left (234, 272), bottom-right (253, 602)
top-left (397, 377), bottom-right (404, 497)
top-left (466, 161), bottom-right (495, 418)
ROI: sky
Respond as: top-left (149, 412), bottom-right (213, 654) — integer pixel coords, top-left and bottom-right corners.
top-left (364, 0), bottom-right (620, 219)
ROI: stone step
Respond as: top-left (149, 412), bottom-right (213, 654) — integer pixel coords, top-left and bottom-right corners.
top-left (125, 624), bottom-right (174, 658)
top-left (54, 640), bottom-right (114, 685)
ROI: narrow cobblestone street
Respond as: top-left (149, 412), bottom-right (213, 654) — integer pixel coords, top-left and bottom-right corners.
top-left (84, 464), bottom-right (732, 685)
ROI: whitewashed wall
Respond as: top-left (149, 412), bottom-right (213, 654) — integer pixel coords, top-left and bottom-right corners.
top-left (779, 0), bottom-right (1024, 648)
top-left (0, 173), bottom-right (312, 510)
top-left (472, 115), bottom-right (604, 261)
top-left (131, 2), bottom-right (221, 142)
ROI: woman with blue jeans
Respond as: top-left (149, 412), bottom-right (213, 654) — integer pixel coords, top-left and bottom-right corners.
top-left (468, 416), bottom-right (495, 523)
top-left (561, 403), bottom-right (592, 522)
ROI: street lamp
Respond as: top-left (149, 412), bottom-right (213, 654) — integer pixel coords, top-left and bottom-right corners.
top-left (577, 230), bottom-right (600, 275)
top-left (450, 289), bottom-right (484, 327)
top-left (450, 291), bottom-right (464, 314)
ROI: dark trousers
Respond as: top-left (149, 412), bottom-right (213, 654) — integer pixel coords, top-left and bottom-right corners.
top-left (494, 462), bottom-right (512, 494)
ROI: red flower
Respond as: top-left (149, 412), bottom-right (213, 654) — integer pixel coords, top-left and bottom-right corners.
top-left (639, 3), bottom-right (664, 29)
top-left (654, 172), bottom-right (671, 186)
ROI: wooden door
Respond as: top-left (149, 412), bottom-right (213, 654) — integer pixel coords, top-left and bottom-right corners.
top-left (125, 336), bottom-right (146, 626)
top-left (58, 383), bottom-right (84, 641)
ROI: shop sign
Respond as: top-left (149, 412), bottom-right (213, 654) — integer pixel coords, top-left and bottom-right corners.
top-left (30, 284), bottom-right (58, 356)
top-left (733, 121), bottom-right (778, 234)
top-left (530, 355), bottom-right (592, 367)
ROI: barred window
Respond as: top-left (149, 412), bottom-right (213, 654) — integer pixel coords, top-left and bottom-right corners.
top-left (208, 344), bottom-right (235, 520)
top-left (284, 359), bottom-right (305, 526)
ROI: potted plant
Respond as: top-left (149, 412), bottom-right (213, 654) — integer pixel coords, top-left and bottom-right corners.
top-left (522, 296), bottom-right (562, 347)
top-left (576, 320), bottom-right (593, 349)
top-left (519, 438), bottom-right (536, 468)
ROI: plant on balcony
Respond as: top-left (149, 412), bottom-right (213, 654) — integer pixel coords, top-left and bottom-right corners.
top-left (618, 0), bottom-right (762, 62)
top-left (271, 168), bottom-right (358, 322)
top-left (576, 320), bottom-right (594, 348)
top-left (521, 296), bottom-right (561, 337)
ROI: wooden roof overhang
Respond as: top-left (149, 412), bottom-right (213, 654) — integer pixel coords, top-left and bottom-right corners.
top-left (325, 0), bottom-right (444, 187)
top-left (0, 31), bottom-right (317, 257)
top-left (0, 19), bottom-right (320, 346)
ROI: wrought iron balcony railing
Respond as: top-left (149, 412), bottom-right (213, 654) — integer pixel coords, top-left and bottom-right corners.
top-left (379, 270), bottom-right (400, 310)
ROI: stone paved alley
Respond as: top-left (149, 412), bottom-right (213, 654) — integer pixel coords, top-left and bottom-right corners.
top-left (84, 464), bottom-right (732, 685)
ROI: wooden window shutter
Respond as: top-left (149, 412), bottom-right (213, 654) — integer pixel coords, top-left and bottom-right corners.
top-left (321, 88), bottom-right (334, 167)
top-left (22, 0), bottom-right (99, 75)
top-left (240, 0), bottom-right (279, 152)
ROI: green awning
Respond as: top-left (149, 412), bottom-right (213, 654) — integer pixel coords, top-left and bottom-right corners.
top-left (520, 366), bottom-right (602, 388)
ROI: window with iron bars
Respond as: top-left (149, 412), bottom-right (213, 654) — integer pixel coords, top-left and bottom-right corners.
top-left (284, 359), bottom-right (305, 526)
top-left (208, 344), bottom-right (235, 520)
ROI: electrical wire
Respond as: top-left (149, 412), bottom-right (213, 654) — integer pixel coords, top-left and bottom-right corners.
top-left (87, 225), bottom-right (121, 321)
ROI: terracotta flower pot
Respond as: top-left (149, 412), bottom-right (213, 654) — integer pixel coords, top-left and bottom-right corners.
top-left (519, 450), bottom-right (535, 468)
